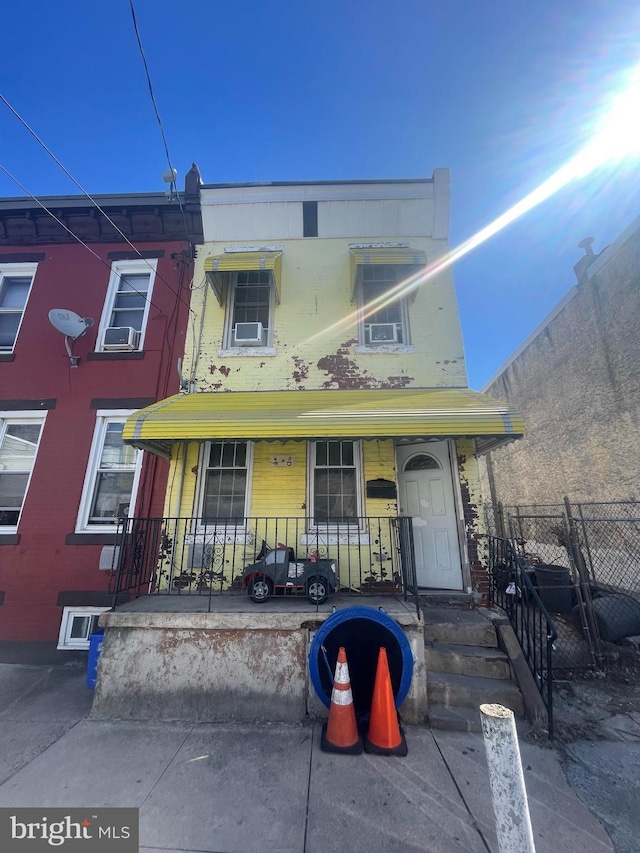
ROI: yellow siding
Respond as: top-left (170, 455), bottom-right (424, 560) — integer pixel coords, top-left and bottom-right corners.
top-left (250, 442), bottom-right (307, 518)
top-left (184, 236), bottom-right (467, 393)
top-left (455, 438), bottom-right (488, 569)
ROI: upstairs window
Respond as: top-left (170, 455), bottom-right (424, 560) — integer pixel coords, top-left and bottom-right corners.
top-left (0, 415), bottom-right (44, 530)
top-left (0, 264), bottom-right (36, 352)
top-left (199, 440), bottom-right (251, 524)
top-left (311, 440), bottom-right (362, 525)
top-left (225, 271), bottom-right (274, 348)
top-left (359, 265), bottom-right (409, 345)
top-left (97, 260), bottom-right (156, 352)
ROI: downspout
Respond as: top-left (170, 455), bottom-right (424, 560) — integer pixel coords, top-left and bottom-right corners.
top-left (173, 441), bottom-right (188, 518)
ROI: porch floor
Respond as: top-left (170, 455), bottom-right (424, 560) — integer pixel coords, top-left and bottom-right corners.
top-left (113, 591), bottom-right (419, 618)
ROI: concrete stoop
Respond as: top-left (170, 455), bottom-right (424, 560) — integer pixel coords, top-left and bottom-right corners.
top-left (424, 606), bottom-right (526, 732)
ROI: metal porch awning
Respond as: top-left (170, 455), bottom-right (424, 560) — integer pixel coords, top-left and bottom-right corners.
top-left (123, 388), bottom-right (524, 458)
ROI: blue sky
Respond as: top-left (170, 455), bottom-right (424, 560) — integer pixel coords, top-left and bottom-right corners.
top-left (1, 1), bottom-right (639, 388)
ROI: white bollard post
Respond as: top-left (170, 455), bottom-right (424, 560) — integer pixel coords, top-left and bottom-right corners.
top-left (480, 703), bottom-right (536, 853)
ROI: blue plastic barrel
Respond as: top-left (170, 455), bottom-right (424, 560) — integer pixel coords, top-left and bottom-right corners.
top-left (308, 606), bottom-right (413, 715)
top-left (86, 629), bottom-right (105, 689)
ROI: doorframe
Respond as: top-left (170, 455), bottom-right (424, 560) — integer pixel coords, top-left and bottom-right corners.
top-left (394, 438), bottom-right (469, 591)
top-left (446, 438), bottom-right (472, 592)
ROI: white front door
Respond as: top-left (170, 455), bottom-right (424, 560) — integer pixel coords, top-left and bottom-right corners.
top-left (396, 441), bottom-right (463, 590)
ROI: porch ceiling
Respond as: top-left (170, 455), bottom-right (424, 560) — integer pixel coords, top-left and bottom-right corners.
top-left (123, 388), bottom-right (524, 457)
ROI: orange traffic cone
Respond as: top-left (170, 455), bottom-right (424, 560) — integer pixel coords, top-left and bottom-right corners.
top-left (364, 647), bottom-right (408, 756)
top-left (320, 646), bottom-right (363, 754)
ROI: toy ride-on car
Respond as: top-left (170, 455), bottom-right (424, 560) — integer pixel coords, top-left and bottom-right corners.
top-left (242, 546), bottom-right (338, 605)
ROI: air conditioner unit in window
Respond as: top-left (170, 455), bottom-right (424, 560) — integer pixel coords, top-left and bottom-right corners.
top-left (233, 321), bottom-right (265, 345)
top-left (103, 326), bottom-right (139, 350)
top-left (369, 323), bottom-right (398, 343)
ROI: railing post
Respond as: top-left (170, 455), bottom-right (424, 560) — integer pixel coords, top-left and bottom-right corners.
top-left (110, 518), bottom-right (129, 609)
top-left (480, 703), bottom-right (536, 853)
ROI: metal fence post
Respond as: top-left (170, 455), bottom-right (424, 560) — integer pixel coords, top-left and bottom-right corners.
top-left (564, 497), bottom-right (603, 667)
top-left (480, 703), bottom-right (536, 853)
top-left (497, 501), bottom-right (506, 539)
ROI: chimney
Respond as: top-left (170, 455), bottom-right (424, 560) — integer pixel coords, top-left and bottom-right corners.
top-left (573, 237), bottom-right (598, 284)
top-left (184, 163), bottom-right (202, 205)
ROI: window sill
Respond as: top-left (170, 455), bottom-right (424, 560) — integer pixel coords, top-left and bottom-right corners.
top-left (87, 351), bottom-right (145, 361)
top-left (66, 532), bottom-right (118, 545)
top-left (0, 352), bottom-right (15, 362)
top-left (217, 347), bottom-right (276, 357)
top-left (0, 533), bottom-right (20, 545)
top-left (355, 344), bottom-right (415, 354)
top-left (301, 532), bottom-right (371, 546)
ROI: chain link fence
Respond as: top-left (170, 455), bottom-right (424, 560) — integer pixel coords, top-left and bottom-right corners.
top-left (485, 500), bottom-right (640, 672)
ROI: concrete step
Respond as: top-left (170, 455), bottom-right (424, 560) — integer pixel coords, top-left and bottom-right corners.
top-left (423, 606), bottom-right (497, 648)
top-left (425, 642), bottom-right (511, 680)
top-left (427, 672), bottom-right (524, 716)
top-left (428, 704), bottom-right (483, 733)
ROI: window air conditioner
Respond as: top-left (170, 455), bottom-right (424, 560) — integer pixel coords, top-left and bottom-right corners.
top-left (368, 323), bottom-right (398, 343)
top-left (103, 326), bottom-right (139, 350)
top-left (99, 545), bottom-right (120, 570)
top-left (233, 321), bottom-right (265, 345)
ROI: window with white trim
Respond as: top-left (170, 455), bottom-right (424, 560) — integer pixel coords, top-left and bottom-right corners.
top-left (310, 440), bottom-right (362, 525)
top-left (0, 414), bottom-right (45, 530)
top-left (199, 440), bottom-right (251, 524)
top-left (0, 263), bottom-right (36, 352)
top-left (76, 413), bottom-right (142, 532)
top-left (57, 607), bottom-right (109, 650)
top-left (224, 271), bottom-right (274, 348)
top-left (96, 259), bottom-right (156, 351)
top-left (358, 265), bottom-right (410, 345)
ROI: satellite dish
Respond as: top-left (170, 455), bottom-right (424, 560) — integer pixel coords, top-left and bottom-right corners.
top-left (48, 309), bottom-right (94, 367)
top-left (48, 309), bottom-right (94, 339)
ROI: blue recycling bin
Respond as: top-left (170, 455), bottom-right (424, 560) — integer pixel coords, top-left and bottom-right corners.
top-left (86, 628), bottom-right (105, 689)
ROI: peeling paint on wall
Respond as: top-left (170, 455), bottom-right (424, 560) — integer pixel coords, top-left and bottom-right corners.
top-left (456, 439), bottom-right (488, 601)
top-left (317, 340), bottom-right (414, 389)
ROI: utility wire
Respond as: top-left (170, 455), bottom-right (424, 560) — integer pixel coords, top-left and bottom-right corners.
top-left (128, 0), bottom-right (191, 248)
top-left (0, 91), bottom-right (195, 318)
top-left (0, 162), bottom-right (169, 318)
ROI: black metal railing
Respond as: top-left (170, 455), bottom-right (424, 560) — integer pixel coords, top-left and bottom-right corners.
top-left (109, 515), bottom-right (419, 613)
top-left (488, 535), bottom-right (557, 738)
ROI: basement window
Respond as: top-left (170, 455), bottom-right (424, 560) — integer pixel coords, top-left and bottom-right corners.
top-left (57, 607), bottom-right (109, 650)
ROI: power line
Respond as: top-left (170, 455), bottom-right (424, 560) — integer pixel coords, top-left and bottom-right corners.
top-left (128, 0), bottom-right (191, 248)
top-left (0, 91), bottom-right (195, 319)
top-left (0, 161), bottom-right (173, 318)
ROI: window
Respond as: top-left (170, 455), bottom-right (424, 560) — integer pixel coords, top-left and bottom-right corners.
top-left (359, 265), bottom-right (410, 345)
top-left (199, 440), bottom-right (251, 524)
top-left (76, 413), bottom-right (142, 532)
top-left (0, 415), bottom-right (44, 530)
top-left (0, 264), bottom-right (36, 352)
top-left (57, 607), bottom-right (109, 650)
top-left (96, 260), bottom-right (156, 351)
top-left (404, 454), bottom-right (440, 471)
top-left (225, 271), bottom-right (274, 348)
top-left (303, 201), bottom-right (318, 237)
top-left (310, 440), bottom-right (362, 524)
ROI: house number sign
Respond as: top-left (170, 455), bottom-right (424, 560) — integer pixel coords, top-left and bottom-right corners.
top-left (270, 456), bottom-right (294, 467)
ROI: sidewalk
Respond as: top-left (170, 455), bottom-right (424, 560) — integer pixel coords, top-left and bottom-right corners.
top-left (0, 663), bottom-right (614, 853)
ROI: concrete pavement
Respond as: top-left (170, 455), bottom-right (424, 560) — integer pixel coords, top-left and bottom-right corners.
top-left (0, 662), bottom-right (615, 853)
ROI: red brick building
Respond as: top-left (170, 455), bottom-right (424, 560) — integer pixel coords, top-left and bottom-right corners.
top-left (0, 169), bottom-right (203, 661)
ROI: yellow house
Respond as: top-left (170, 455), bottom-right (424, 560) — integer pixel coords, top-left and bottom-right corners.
top-left (122, 173), bottom-right (523, 602)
